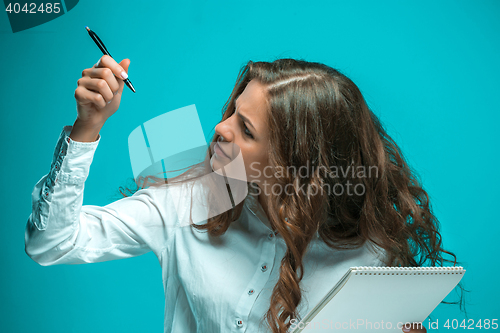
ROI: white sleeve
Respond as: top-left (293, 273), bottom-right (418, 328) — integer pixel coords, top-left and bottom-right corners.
top-left (25, 126), bottom-right (178, 266)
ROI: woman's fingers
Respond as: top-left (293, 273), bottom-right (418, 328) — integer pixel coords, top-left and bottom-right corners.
top-left (82, 67), bottom-right (120, 93)
top-left (73, 55), bottom-right (130, 127)
top-left (77, 76), bottom-right (114, 105)
top-left (93, 54), bottom-right (129, 81)
top-left (84, 55), bottom-right (130, 98)
top-left (75, 85), bottom-right (108, 109)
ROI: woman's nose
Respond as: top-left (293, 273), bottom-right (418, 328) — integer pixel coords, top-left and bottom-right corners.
top-left (215, 118), bottom-right (233, 142)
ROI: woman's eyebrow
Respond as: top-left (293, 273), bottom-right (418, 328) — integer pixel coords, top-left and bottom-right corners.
top-left (237, 112), bottom-right (255, 130)
top-left (235, 99), bottom-right (256, 130)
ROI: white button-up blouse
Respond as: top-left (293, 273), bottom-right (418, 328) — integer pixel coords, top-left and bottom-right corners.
top-left (25, 126), bottom-right (387, 333)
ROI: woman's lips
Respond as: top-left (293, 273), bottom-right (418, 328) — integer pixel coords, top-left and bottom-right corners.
top-left (215, 142), bottom-right (230, 158)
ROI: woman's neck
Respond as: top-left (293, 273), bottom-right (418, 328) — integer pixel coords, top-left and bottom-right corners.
top-left (257, 182), bottom-right (276, 232)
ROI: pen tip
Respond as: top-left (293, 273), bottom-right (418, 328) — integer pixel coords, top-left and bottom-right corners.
top-left (85, 26), bottom-right (90, 31)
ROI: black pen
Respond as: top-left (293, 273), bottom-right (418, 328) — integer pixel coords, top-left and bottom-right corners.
top-left (85, 26), bottom-right (136, 93)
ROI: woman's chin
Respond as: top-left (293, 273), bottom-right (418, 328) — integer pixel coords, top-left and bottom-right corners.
top-left (210, 152), bottom-right (248, 182)
top-left (210, 155), bottom-right (225, 176)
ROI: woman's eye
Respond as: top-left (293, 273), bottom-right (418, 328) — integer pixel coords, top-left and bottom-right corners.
top-left (243, 123), bottom-right (254, 138)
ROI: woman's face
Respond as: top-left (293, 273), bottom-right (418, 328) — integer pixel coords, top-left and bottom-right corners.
top-left (211, 79), bottom-right (271, 186)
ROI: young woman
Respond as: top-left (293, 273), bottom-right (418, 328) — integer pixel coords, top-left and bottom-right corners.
top-left (25, 55), bottom-right (457, 332)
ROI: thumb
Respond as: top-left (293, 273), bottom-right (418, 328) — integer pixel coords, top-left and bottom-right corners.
top-left (119, 58), bottom-right (130, 73)
top-left (116, 59), bottom-right (131, 93)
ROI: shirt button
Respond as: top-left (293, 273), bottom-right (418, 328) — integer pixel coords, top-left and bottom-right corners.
top-left (236, 319), bottom-right (243, 327)
top-left (268, 233), bottom-right (274, 240)
top-left (248, 289), bottom-right (254, 295)
top-left (261, 264), bottom-right (268, 272)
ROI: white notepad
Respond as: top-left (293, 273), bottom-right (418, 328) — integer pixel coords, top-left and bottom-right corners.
top-left (290, 266), bottom-right (465, 333)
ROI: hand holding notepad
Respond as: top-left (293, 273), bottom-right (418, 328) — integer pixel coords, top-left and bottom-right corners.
top-left (290, 266), bottom-right (465, 333)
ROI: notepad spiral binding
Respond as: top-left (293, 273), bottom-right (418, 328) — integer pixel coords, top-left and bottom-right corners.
top-left (352, 266), bottom-right (465, 275)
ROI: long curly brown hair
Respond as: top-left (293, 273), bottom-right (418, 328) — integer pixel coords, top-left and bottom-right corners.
top-left (120, 58), bottom-right (464, 333)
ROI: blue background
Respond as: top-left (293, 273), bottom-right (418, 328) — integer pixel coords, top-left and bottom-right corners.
top-left (1, 0), bottom-right (499, 332)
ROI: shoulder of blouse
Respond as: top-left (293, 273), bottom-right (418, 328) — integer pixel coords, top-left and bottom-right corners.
top-left (140, 176), bottom-right (243, 228)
